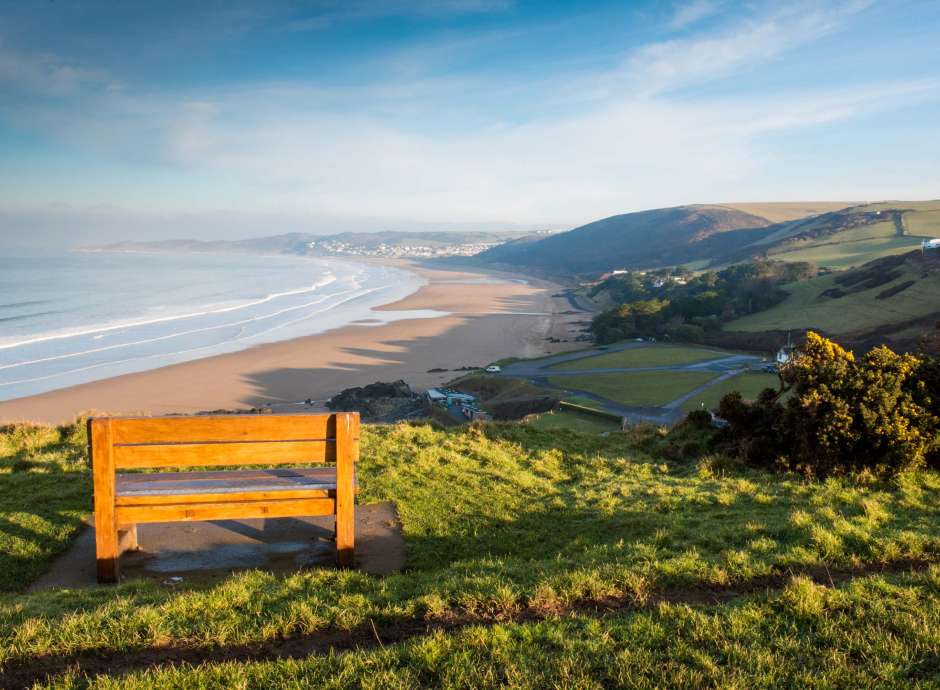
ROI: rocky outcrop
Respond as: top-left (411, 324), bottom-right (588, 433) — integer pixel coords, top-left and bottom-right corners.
top-left (327, 380), bottom-right (422, 422)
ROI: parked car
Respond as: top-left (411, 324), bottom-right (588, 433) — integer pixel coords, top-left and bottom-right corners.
top-left (485, 365), bottom-right (501, 373)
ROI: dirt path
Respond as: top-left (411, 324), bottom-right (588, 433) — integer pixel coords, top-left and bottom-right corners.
top-left (1, 558), bottom-right (933, 690)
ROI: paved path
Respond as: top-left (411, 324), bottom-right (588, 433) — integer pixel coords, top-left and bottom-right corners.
top-left (499, 342), bottom-right (765, 425)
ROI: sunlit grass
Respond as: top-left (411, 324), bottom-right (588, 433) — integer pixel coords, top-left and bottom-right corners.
top-left (0, 419), bottom-right (937, 679)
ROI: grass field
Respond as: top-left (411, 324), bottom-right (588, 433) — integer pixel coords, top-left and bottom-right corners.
top-left (527, 409), bottom-right (620, 434)
top-left (1, 421), bottom-right (940, 686)
top-left (549, 371), bottom-right (717, 407)
top-left (769, 235), bottom-right (927, 269)
top-left (727, 260), bottom-right (940, 334)
top-left (747, 202), bottom-right (940, 268)
top-left (552, 345), bottom-right (731, 371)
top-left (905, 209), bottom-right (940, 236)
top-left (680, 372), bottom-right (780, 412)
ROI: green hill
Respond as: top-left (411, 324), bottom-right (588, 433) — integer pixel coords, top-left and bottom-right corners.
top-left (727, 249), bottom-right (940, 349)
top-left (479, 201), bottom-right (940, 276)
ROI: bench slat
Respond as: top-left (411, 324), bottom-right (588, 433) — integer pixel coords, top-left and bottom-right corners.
top-left (113, 440), bottom-right (333, 469)
top-left (116, 497), bottom-right (337, 524)
top-left (111, 414), bottom-right (337, 445)
top-left (116, 489), bottom-right (333, 506)
top-left (117, 467), bottom-right (345, 496)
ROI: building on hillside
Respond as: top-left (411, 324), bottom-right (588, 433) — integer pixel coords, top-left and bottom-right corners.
top-left (776, 332), bottom-right (795, 366)
top-left (598, 269), bottom-right (628, 281)
top-left (425, 388), bottom-right (477, 407)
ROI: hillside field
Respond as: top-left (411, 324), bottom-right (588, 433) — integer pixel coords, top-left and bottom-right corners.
top-left (768, 235), bottom-right (927, 270)
top-left (720, 201), bottom-right (857, 223)
top-left (1, 420), bottom-right (939, 687)
top-left (728, 254), bottom-right (940, 334)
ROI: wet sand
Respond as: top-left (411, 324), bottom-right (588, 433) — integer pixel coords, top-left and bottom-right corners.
top-left (0, 261), bottom-right (586, 424)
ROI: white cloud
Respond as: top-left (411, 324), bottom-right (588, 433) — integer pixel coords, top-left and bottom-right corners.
top-left (628, 0), bottom-right (874, 94)
top-left (670, 0), bottom-right (721, 30)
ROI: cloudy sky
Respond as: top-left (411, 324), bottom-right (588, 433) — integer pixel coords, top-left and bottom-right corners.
top-left (1, 0), bottom-right (938, 247)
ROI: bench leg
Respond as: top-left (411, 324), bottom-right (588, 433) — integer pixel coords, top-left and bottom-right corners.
top-left (118, 524), bottom-right (139, 553)
top-left (335, 505), bottom-right (355, 568)
top-left (95, 522), bottom-right (120, 583)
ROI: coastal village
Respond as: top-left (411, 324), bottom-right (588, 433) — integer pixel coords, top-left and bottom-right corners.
top-left (307, 238), bottom-right (502, 258)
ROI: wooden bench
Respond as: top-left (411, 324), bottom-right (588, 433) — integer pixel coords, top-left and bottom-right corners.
top-left (89, 412), bottom-right (359, 583)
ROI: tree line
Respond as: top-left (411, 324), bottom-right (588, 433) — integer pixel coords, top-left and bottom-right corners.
top-left (589, 261), bottom-right (817, 344)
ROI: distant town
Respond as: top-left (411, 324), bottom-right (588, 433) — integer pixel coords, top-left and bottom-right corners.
top-left (307, 239), bottom-right (503, 259)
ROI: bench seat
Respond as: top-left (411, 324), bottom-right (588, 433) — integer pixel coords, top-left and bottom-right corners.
top-left (116, 467), bottom-right (358, 501)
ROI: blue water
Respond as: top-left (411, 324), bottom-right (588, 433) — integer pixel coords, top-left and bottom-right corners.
top-left (0, 252), bottom-right (432, 401)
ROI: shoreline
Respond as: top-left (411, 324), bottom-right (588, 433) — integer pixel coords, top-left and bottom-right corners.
top-left (0, 260), bottom-right (588, 425)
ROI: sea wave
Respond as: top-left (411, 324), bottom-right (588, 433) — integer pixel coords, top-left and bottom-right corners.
top-left (0, 273), bottom-right (339, 351)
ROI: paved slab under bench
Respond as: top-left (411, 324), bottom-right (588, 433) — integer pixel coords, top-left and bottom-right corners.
top-left (30, 501), bottom-right (405, 591)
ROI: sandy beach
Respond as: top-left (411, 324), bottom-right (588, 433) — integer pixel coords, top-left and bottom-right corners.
top-left (0, 261), bottom-right (586, 425)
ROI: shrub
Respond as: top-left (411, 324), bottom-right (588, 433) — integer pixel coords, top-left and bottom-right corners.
top-left (717, 332), bottom-right (940, 477)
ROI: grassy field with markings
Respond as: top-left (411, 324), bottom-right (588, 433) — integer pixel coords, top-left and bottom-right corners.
top-left (548, 370), bottom-right (718, 407)
top-left (552, 345), bottom-right (733, 371)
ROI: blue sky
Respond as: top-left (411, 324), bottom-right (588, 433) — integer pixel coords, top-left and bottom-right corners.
top-left (0, 0), bottom-right (938, 246)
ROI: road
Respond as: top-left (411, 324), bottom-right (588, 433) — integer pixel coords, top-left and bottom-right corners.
top-left (498, 342), bottom-right (765, 425)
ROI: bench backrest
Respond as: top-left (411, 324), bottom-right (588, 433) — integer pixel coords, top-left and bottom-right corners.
top-left (88, 412), bottom-right (360, 471)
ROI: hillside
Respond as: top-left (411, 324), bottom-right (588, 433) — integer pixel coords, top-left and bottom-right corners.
top-left (2, 420), bottom-right (940, 687)
top-left (726, 248), bottom-right (940, 351)
top-left (478, 201), bottom-right (940, 277)
top-left (478, 205), bottom-right (774, 274)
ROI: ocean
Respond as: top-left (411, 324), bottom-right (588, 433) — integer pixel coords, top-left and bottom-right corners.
top-left (0, 252), bottom-right (432, 401)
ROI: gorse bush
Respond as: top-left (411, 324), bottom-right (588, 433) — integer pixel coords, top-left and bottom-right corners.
top-left (717, 332), bottom-right (940, 477)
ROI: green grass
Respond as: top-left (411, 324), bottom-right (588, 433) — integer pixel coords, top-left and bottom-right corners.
top-left (527, 409), bottom-right (620, 434)
top-left (680, 372), bottom-right (780, 412)
top-left (0, 422), bottom-right (91, 591)
top-left (549, 371), bottom-right (718, 407)
top-left (1, 421), bottom-right (940, 686)
top-left (769, 235), bottom-right (926, 269)
top-left (41, 569), bottom-right (940, 689)
top-left (727, 262), bottom-right (940, 334)
top-left (553, 345), bottom-right (732, 371)
top-left (905, 209), bottom-right (940, 237)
